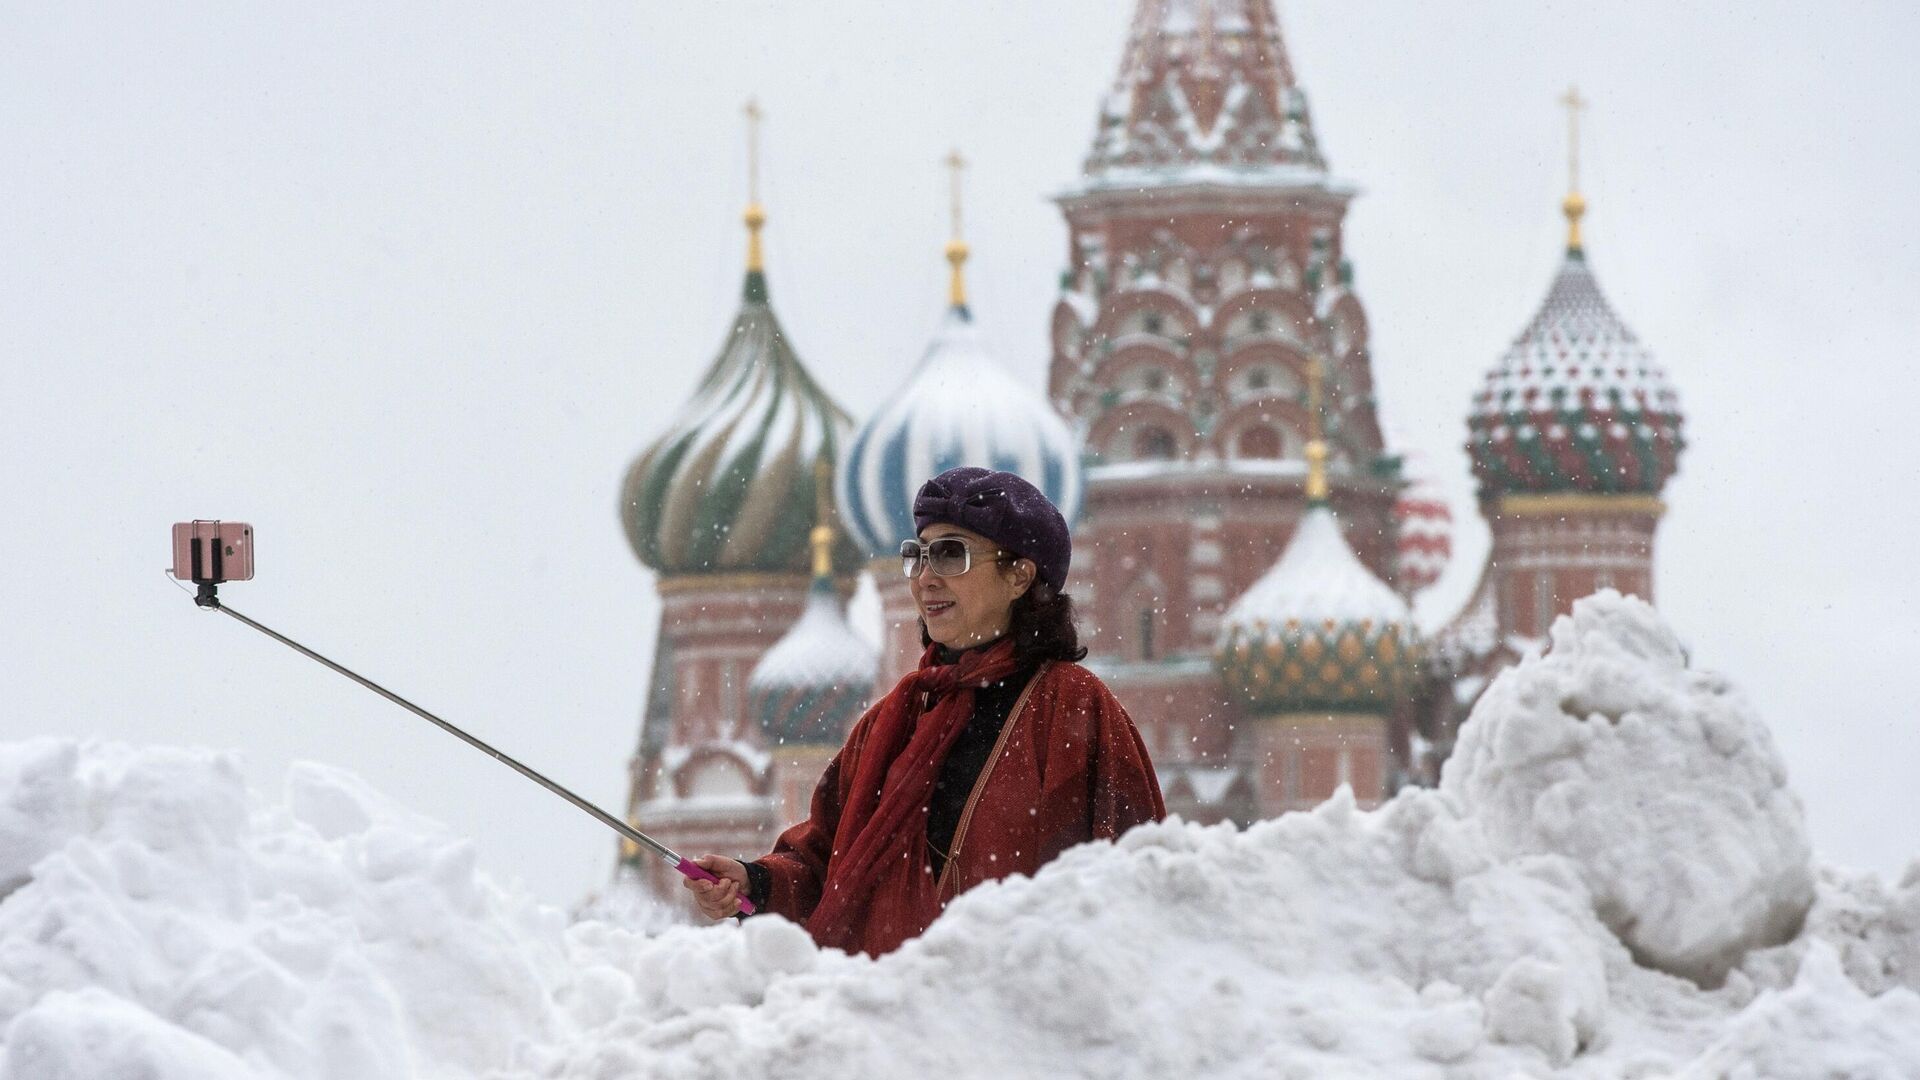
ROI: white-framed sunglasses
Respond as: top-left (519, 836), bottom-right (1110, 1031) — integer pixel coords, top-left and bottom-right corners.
top-left (899, 537), bottom-right (1012, 579)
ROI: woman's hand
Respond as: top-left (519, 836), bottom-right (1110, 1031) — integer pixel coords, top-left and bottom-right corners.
top-left (682, 854), bottom-right (750, 920)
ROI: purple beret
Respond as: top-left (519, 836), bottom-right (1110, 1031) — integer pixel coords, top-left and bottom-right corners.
top-left (913, 466), bottom-right (1071, 593)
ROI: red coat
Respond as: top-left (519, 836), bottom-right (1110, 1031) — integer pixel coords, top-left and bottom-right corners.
top-left (753, 659), bottom-right (1165, 956)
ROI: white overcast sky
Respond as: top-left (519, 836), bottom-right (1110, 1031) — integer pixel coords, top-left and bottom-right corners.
top-left (4, 2), bottom-right (1916, 910)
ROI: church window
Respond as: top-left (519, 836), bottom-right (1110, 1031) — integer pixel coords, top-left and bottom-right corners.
top-left (1237, 425), bottom-right (1281, 459)
top-left (1135, 427), bottom-right (1177, 460)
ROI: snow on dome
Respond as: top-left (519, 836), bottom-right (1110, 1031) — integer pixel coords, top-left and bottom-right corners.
top-left (1441, 588), bottom-right (1816, 987)
top-left (1215, 504), bottom-right (1420, 711)
top-left (747, 583), bottom-right (877, 747)
top-left (837, 308), bottom-right (1083, 557)
top-left (1465, 253), bottom-right (1686, 497)
top-left (1226, 506), bottom-right (1409, 629)
top-left (748, 588), bottom-right (877, 693)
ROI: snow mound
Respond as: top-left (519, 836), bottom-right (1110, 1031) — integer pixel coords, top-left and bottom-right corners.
top-left (0, 593), bottom-right (1915, 1077)
top-left (0, 741), bottom-right (569, 1079)
top-left (1443, 589), bottom-right (1815, 986)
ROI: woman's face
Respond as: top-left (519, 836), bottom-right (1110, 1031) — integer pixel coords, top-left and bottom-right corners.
top-left (910, 523), bottom-right (1035, 649)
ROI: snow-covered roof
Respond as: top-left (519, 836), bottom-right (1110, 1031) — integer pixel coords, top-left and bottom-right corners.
top-left (1061, 162), bottom-right (1354, 200)
top-left (1221, 504), bottom-right (1411, 634)
top-left (1076, 0), bottom-right (1334, 190)
top-left (1057, 286), bottom-right (1099, 328)
top-left (1470, 255), bottom-right (1680, 426)
top-left (838, 308), bottom-right (1083, 557)
top-left (1184, 765), bottom-right (1242, 806)
top-left (1466, 252), bottom-right (1686, 495)
top-left (748, 587), bottom-right (878, 691)
top-left (1158, 762), bottom-right (1247, 812)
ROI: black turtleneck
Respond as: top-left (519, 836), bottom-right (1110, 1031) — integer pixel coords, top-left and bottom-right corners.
top-left (738, 638), bottom-right (1037, 915)
top-left (925, 640), bottom-right (1037, 878)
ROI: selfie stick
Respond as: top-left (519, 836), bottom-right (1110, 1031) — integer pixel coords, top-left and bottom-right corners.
top-left (186, 578), bottom-right (754, 914)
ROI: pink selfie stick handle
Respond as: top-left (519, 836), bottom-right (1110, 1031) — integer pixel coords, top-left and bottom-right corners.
top-left (677, 857), bottom-right (757, 915)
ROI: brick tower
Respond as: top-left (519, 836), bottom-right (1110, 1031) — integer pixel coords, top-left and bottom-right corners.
top-left (1419, 88), bottom-right (1688, 776)
top-left (1214, 359), bottom-right (1421, 812)
top-left (1049, 0), bottom-right (1407, 820)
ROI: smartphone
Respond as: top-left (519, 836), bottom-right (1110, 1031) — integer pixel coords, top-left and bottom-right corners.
top-left (172, 521), bottom-right (254, 583)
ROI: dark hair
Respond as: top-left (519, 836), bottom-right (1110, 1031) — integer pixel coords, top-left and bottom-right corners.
top-left (920, 578), bottom-right (1088, 667)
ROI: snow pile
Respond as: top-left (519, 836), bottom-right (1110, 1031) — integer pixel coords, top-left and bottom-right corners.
top-left (0, 742), bottom-right (569, 1079)
top-left (1, 591), bottom-right (1917, 1077)
top-left (1442, 590), bottom-right (1815, 985)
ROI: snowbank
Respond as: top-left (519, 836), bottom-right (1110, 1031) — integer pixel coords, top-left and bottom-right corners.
top-left (1, 591), bottom-right (1916, 1077)
top-left (1442, 590), bottom-right (1815, 985)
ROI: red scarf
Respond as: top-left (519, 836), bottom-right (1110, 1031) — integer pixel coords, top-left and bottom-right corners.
top-left (805, 637), bottom-right (1022, 951)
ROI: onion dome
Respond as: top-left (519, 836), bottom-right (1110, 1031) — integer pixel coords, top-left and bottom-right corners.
top-left (748, 477), bottom-right (877, 746)
top-left (620, 193), bottom-right (862, 577)
top-left (1390, 449), bottom-right (1452, 596)
top-left (1216, 360), bottom-right (1420, 711)
top-left (1465, 104), bottom-right (1686, 497)
top-left (836, 154), bottom-right (1084, 557)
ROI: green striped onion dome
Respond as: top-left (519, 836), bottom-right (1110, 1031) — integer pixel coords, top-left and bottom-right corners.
top-left (1215, 504), bottom-right (1421, 712)
top-left (622, 270), bottom-right (863, 576)
top-left (1466, 251), bottom-right (1686, 496)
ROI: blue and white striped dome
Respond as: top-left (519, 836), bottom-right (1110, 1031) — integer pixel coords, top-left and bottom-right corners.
top-left (837, 307), bottom-right (1084, 557)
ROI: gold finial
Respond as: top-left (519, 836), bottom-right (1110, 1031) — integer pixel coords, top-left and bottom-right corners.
top-left (744, 97), bottom-right (767, 272)
top-left (809, 458), bottom-right (834, 581)
top-left (1559, 84), bottom-right (1587, 255)
top-left (1305, 355), bottom-right (1328, 503)
top-left (944, 148), bottom-right (970, 310)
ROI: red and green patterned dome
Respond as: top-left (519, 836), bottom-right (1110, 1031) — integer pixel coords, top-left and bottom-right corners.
top-left (1214, 503), bottom-right (1422, 713)
top-left (1465, 249), bottom-right (1686, 497)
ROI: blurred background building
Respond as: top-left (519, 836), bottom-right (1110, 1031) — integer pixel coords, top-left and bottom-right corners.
top-left (615, 0), bottom-right (1685, 894)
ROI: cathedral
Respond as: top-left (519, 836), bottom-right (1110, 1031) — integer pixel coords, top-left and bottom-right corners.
top-left (615, 0), bottom-right (1687, 896)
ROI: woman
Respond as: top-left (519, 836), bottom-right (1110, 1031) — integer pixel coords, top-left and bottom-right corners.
top-left (684, 465), bottom-right (1165, 956)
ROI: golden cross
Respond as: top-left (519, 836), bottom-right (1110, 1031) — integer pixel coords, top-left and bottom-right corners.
top-left (744, 97), bottom-right (764, 205)
top-left (945, 148), bottom-right (967, 242)
top-left (1559, 84), bottom-right (1586, 194)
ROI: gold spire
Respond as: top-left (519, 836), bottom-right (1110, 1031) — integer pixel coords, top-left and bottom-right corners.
top-left (1560, 84), bottom-right (1587, 256)
top-left (944, 148), bottom-right (970, 310)
top-left (744, 97), bottom-right (767, 273)
top-left (1305, 355), bottom-right (1328, 504)
top-left (809, 458), bottom-right (834, 581)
